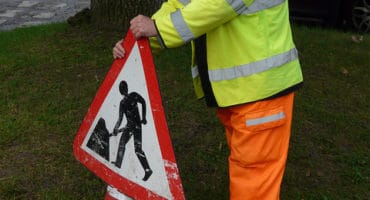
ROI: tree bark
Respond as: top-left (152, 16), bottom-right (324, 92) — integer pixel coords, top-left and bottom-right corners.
top-left (90, 0), bottom-right (164, 31)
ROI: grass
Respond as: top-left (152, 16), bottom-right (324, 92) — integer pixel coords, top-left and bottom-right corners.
top-left (0, 23), bottom-right (369, 199)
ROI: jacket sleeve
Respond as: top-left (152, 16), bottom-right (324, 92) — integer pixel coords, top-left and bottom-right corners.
top-left (154, 0), bottom-right (244, 48)
top-left (149, 0), bottom-right (187, 54)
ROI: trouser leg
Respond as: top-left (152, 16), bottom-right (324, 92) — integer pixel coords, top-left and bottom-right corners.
top-left (133, 129), bottom-right (152, 181)
top-left (113, 130), bottom-right (131, 168)
top-left (114, 143), bottom-right (126, 168)
top-left (217, 93), bottom-right (294, 200)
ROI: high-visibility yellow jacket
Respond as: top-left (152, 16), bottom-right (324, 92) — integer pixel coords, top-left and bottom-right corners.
top-left (150, 0), bottom-right (303, 107)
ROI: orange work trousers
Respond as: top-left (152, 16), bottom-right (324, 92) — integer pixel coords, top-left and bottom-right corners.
top-left (217, 93), bottom-right (294, 200)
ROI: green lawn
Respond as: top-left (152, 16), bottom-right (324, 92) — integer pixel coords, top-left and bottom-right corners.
top-left (0, 23), bottom-right (368, 199)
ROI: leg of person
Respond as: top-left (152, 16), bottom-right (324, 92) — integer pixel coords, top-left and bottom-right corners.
top-left (217, 93), bottom-right (295, 200)
top-left (112, 129), bottom-right (131, 168)
top-left (133, 128), bottom-right (153, 181)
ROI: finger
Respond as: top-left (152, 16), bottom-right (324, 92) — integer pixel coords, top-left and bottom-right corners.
top-left (114, 41), bottom-right (125, 57)
top-left (113, 48), bottom-right (124, 59)
top-left (113, 49), bottom-right (119, 59)
top-left (130, 25), bottom-right (142, 39)
top-left (130, 15), bottom-right (149, 38)
top-left (130, 15), bottom-right (143, 24)
top-left (115, 40), bottom-right (123, 49)
top-left (116, 43), bottom-right (125, 54)
top-left (113, 47), bottom-right (120, 59)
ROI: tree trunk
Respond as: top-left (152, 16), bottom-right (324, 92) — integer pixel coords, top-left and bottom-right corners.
top-left (90, 0), bottom-right (164, 31)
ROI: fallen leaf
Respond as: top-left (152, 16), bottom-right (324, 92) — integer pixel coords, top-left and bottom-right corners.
top-left (218, 142), bottom-right (223, 151)
top-left (351, 35), bottom-right (364, 43)
top-left (305, 169), bottom-right (311, 177)
top-left (317, 170), bottom-right (324, 177)
top-left (341, 67), bottom-right (349, 76)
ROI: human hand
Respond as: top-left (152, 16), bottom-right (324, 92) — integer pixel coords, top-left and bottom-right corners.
top-left (141, 118), bottom-right (147, 125)
top-left (113, 39), bottom-right (125, 59)
top-left (130, 15), bottom-right (158, 39)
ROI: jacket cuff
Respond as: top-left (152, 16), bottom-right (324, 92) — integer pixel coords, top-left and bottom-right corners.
top-left (154, 20), bottom-right (167, 49)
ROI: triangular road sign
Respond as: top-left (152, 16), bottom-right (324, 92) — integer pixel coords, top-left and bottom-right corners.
top-left (73, 30), bottom-right (185, 200)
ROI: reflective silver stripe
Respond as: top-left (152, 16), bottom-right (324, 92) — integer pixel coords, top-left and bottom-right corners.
top-left (226, 0), bottom-right (249, 14)
top-left (227, 0), bottom-right (285, 15)
top-left (171, 0), bottom-right (285, 42)
top-left (192, 65), bottom-right (199, 78)
top-left (208, 48), bottom-right (298, 82)
top-left (179, 0), bottom-right (190, 5)
top-left (245, 0), bottom-right (285, 14)
top-left (246, 111), bottom-right (285, 127)
top-left (171, 10), bottom-right (195, 43)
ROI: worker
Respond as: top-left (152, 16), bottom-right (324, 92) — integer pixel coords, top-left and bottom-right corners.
top-left (113, 0), bottom-right (303, 199)
top-left (111, 81), bottom-right (152, 182)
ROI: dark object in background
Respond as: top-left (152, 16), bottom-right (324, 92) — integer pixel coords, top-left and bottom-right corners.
top-left (289, 0), bottom-right (370, 33)
top-left (67, 8), bottom-right (91, 26)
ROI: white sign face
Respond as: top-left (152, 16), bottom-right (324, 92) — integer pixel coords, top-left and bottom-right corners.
top-left (80, 43), bottom-right (172, 199)
top-left (74, 31), bottom-right (184, 200)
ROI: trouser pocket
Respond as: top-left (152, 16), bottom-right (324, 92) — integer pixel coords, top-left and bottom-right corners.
top-left (228, 106), bottom-right (288, 167)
